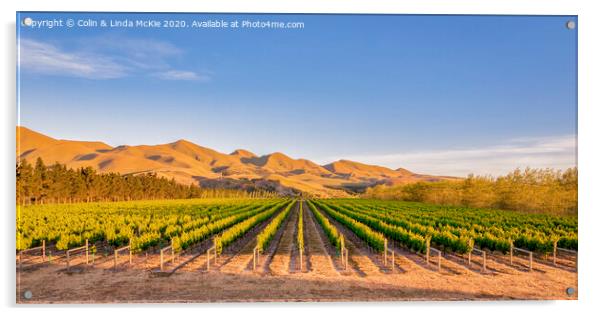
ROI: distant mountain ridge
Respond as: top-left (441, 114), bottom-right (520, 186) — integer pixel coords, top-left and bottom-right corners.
top-left (16, 126), bottom-right (455, 197)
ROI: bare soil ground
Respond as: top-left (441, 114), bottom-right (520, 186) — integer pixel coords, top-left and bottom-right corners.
top-left (303, 202), bottom-right (341, 277)
top-left (268, 202), bottom-right (299, 275)
top-left (16, 202), bottom-right (578, 303)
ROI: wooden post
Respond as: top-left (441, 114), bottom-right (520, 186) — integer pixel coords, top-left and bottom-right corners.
top-left (207, 249), bottom-right (211, 271)
top-left (253, 247), bottom-right (257, 271)
top-left (67, 251), bottom-right (70, 270)
top-left (85, 239), bottom-right (89, 264)
top-left (437, 251), bottom-right (441, 272)
top-left (483, 251), bottom-right (487, 272)
top-left (468, 251), bottom-right (472, 266)
top-left (510, 245), bottom-right (514, 265)
top-left (384, 239), bottom-right (388, 263)
top-left (529, 252), bottom-right (533, 271)
top-left (42, 240), bottom-right (46, 262)
top-left (426, 248), bottom-right (430, 265)
top-left (553, 240), bottom-right (558, 267)
top-left (391, 250), bottom-right (395, 268)
top-left (114, 249), bottom-right (118, 270)
top-left (340, 237), bottom-right (345, 265)
top-left (160, 249), bottom-right (164, 272)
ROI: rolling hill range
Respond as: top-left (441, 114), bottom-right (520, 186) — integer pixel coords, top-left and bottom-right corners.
top-left (16, 126), bottom-right (454, 197)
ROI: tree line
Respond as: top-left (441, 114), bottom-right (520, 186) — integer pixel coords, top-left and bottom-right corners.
top-left (363, 168), bottom-right (578, 216)
top-left (16, 158), bottom-right (276, 205)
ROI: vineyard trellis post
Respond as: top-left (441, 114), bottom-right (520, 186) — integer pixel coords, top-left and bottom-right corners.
top-left (425, 236), bottom-right (431, 265)
top-left (206, 248), bottom-right (212, 270)
top-left (42, 240), bottom-right (46, 262)
top-left (510, 240), bottom-right (514, 265)
top-left (114, 242), bottom-right (132, 270)
top-left (426, 247), bottom-right (441, 271)
top-left (129, 240), bottom-right (132, 265)
top-left (207, 238), bottom-right (218, 271)
top-left (253, 246), bottom-right (259, 271)
top-left (338, 236), bottom-right (348, 270)
top-left (469, 247), bottom-right (487, 272)
top-left (384, 239), bottom-right (388, 263)
top-left (483, 251), bottom-right (486, 272)
top-left (171, 239), bottom-right (175, 264)
top-left (66, 239), bottom-right (88, 271)
top-left (340, 236), bottom-right (345, 266)
top-left (553, 240), bottom-right (558, 266)
top-left (159, 243), bottom-right (173, 272)
top-left (511, 247), bottom-right (533, 271)
top-left (554, 246), bottom-right (578, 270)
top-left (382, 238), bottom-right (395, 269)
top-left (17, 239), bottom-right (47, 269)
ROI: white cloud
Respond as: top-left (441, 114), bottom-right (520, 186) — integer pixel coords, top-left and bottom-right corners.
top-left (18, 38), bottom-right (206, 81)
top-left (153, 70), bottom-right (208, 81)
top-left (336, 135), bottom-right (577, 177)
top-left (87, 37), bottom-right (183, 70)
top-left (19, 38), bottom-right (126, 79)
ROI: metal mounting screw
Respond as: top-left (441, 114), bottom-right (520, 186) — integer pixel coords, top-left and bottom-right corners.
top-left (566, 21), bottom-right (576, 30)
top-left (22, 17), bottom-right (33, 27)
top-left (566, 287), bottom-right (575, 296)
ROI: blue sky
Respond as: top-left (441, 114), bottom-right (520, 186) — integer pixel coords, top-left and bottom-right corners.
top-left (17, 13), bottom-right (577, 176)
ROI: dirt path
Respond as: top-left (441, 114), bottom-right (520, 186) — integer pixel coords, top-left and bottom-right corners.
top-left (304, 202), bottom-right (340, 277)
top-left (313, 204), bottom-right (386, 277)
top-left (268, 201), bottom-right (299, 275)
top-left (289, 203), bottom-right (310, 273)
top-left (217, 208), bottom-right (284, 274)
top-left (254, 205), bottom-right (294, 274)
top-left (167, 236), bottom-right (219, 272)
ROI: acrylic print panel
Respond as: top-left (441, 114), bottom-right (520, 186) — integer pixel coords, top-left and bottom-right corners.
top-left (16, 12), bottom-right (578, 303)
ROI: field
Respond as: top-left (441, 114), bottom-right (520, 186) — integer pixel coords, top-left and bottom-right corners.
top-left (16, 198), bottom-right (578, 303)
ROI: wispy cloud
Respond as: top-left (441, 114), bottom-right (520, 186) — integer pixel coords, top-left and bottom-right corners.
top-left (153, 70), bottom-right (208, 81)
top-left (19, 38), bottom-right (126, 79)
top-left (332, 135), bottom-right (577, 177)
top-left (18, 37), bottom-right (208, 81)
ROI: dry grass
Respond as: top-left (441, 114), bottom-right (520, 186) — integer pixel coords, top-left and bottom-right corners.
top-left (16, 256), bottom-right (577, 303)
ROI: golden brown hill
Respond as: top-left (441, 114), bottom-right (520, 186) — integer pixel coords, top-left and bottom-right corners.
top-left (245, 152), bottom-right (333, 176)
top-left (17, 126), bottom-right (112, 165)
top-left (323, 159), bottom-right (411, 179)
top-left (16, 126), bottom-right (451, 197)
top-left (230, 149), bottom-right (257, 158)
